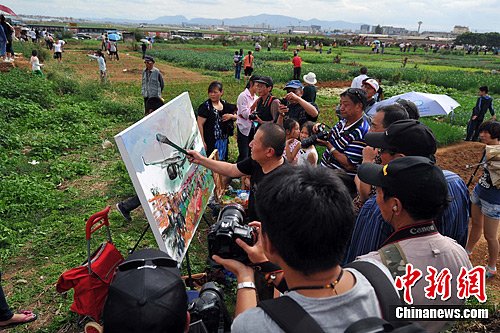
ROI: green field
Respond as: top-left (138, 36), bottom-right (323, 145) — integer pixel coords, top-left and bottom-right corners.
top-left (1, 40), bottom-right (498, 331)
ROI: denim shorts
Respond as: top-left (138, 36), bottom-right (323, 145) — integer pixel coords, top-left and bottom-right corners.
top-left (471, 189), bottom-right (500, 219)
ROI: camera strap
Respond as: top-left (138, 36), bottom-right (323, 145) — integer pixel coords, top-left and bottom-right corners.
top-left (258, 296), bottom-right (325, 333)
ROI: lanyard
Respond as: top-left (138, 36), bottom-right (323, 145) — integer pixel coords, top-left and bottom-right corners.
top-left (381, 221), bottom-right (438, 247)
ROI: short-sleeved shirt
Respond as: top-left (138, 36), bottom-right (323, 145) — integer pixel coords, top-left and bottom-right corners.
top-left (292, 56), bottom-right (302, 67)
top-left (302, 85), bottom-right (317, 104)
top-left (231, 260), bottom-right (392, 332)
top-left (475, 152), bottom-right (500, 204)
top-left (320, 117), bottom-right (370, 176)
top-left (286, 102), bottom-right (319, 125)
top-left (243, 54), bottom-right (254, 68)
top-left (236, 157), bottom-right (286, 221)
top-left (197, 100), bottom-right (236, 159)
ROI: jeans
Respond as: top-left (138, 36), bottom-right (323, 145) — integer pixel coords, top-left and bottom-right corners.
top-left (237, 127), bottom-right (253, 163)
top-left (0, 273), bottom-right (13, 321)
top-left (120, 195), bottom-right (141, 213)
top-left (235, 65), bottom-right (242, 80)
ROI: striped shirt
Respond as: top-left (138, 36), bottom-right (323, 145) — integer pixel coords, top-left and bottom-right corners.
top-left (343, 170), bottom-right (470, 265)
top-left (320, 117), bottom-right (370, 176)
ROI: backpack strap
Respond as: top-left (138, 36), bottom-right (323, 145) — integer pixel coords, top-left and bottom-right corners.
top-left (344, 261), bottom-right (402, 321)
top-left (258, 296), bottom-right (325, 333)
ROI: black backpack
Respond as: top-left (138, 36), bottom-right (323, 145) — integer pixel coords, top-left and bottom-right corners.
top-left (258, 261), bottom-right (426, 333)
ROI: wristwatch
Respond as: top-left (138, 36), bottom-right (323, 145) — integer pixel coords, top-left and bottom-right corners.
top-left (329, 146), bottom-right (336, 154)
top-left (237, 282), bottom-right (256, 290)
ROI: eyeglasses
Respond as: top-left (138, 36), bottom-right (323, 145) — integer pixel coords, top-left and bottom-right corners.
top-left (378, 148), bottom-right (396, 155)
top-left (118, 257), bottom-right (177, 271)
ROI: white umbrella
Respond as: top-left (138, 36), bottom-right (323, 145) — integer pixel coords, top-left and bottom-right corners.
top-left (367, 91), bottom-right (460, 117)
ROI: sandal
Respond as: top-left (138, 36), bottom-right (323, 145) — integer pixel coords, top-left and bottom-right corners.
top-left (0, 310), bottom-right (38, 329)
top-left (485, 266), bottom-right (497, 279)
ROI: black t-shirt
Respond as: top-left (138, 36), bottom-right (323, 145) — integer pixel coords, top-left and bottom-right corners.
top-left (287, 102), bottom-right (319, 125)
top-left (236, 157), bottom-right (286, 221)
top-left (197, 100), bottom-right (236, 158)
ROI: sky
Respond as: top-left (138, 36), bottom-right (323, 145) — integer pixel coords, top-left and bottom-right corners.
top-left (3, 0), bottom-right (499, 32)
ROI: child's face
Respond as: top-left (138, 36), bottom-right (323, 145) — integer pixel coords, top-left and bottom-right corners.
top-left (290, 123), bottom-right (300, 139)
top-left (300, 126), bottom-right (310, 140)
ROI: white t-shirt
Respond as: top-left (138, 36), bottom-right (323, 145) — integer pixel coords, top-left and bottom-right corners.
top-left (54, 41), bottom-right (65, 53)
top-left (297, 145), bottom-right (318, 166)
top-left (30, 56), bottom-right (41, 71)
top-left (351, 74), bottom-right (368, 88)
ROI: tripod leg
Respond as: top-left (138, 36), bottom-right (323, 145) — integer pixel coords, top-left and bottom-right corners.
top-left (129, 224), bottom-right (150, 254)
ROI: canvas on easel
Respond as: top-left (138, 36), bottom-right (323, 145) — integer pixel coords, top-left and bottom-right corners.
top-left (114, 92), bottom-right (214, 264)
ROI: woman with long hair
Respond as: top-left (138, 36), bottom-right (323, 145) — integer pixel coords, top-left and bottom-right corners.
top-left (466, 120), bottom-right (500, 278)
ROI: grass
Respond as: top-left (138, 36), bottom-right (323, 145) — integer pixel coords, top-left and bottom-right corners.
top-left (1, 40), bottom-right (498, 331)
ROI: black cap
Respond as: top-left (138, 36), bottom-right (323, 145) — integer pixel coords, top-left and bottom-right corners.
top-left (103, 249), bottom-right (187, 333)
top-left (358, 156), bottom-right (448, 212)
top-left (144, 55), bottom-right (155, 63)
top-left (365, 119), bottom-right (437, 157)
top-left (254, 76), bottom-right (274, 87)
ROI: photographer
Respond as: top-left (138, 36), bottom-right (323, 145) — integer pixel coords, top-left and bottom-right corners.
top-left (249, 76), bottom-right (281, 128)
top-left (316, 88), bottom-right (370, 177)
top-left (278, 80), bottom-right (319, 126)
top-left (187, 122), bottom-right (286, 221)
top-left (212, 165), bottom-right (391, 331)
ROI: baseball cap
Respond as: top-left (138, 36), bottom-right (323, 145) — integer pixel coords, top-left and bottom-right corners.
top-left (103, 248), bottom-right (187, 333)
top-left (284, 80), bottom-right (304, 90)
top-left (364, 119), bottom-right (437, 158)
top-left (144, 55), bottom-right (155, 63)
top-left (362, 78), bottom-right (379, 92)
top-left (248, 74), bottom-right (261, 82)
top-left (254, 76), bottom-right (274, 87)
top-left (357, 156), bottom-right (448, 211)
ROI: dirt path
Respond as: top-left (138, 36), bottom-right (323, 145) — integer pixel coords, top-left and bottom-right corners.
top-left (57, 49), bottom-right (211, 84)
top-left (436, 141), bottom-right (500, 292)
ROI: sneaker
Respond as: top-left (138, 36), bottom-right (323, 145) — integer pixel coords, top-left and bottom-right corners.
top-left (116, 202), bottom-right (132, 222)
top-left (485, 266), bottom-right (497, 279)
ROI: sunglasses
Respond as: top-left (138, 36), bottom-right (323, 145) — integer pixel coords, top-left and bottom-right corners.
top-left (118, 257), bottom-right (177, 271)
top-left (378, 148), bottom-right (396, 155)
top-left (346, 88), bottom-right (366, 105)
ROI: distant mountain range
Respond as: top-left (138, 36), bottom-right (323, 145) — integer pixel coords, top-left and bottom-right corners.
top-left (98, 14), bottom-right (367, 31)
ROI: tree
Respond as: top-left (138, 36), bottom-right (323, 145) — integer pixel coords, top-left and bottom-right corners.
top-left (454, 32), bottom-right (500, 47)
top-left (374, 25), bottom-right (383, 34)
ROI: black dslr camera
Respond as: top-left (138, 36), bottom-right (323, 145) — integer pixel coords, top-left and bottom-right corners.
top-left (207, 204), bottom-right (256, 264)
top-left (248, 111), bottom-right (260, 121)
top-left (188, 282), bottom-right (231, 333)
top-left (301, 123), bottom-right (330, 148)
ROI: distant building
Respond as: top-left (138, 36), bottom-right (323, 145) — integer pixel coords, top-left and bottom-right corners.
top-left (381, 26), bottom-right (408, 35)
top-left (453, 25), bottom-right (470, 34)
top-left (311, 25), bottom-right (322, 33)
top-left (360, 24), bottom-right (370, 33)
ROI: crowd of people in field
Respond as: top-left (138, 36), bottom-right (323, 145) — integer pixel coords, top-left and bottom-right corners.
top-left (1, 25), bottom-right (499, 331)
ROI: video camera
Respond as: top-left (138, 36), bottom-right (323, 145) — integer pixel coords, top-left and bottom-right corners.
top-left (301, 123), bottom-right (330, 148)
top-left (207, 204), bottom-right (256, 264)
top-left (188, 282), bottom-right (231, 333)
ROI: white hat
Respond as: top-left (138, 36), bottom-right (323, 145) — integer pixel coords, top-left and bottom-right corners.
top-left (303, 72), bottom-right (317, 85)
top-left (363, 78), bottom-right (379, 92)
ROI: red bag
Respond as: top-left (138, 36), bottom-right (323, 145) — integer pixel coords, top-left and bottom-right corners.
top-left (56, 207), bottom-right (124, 321)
